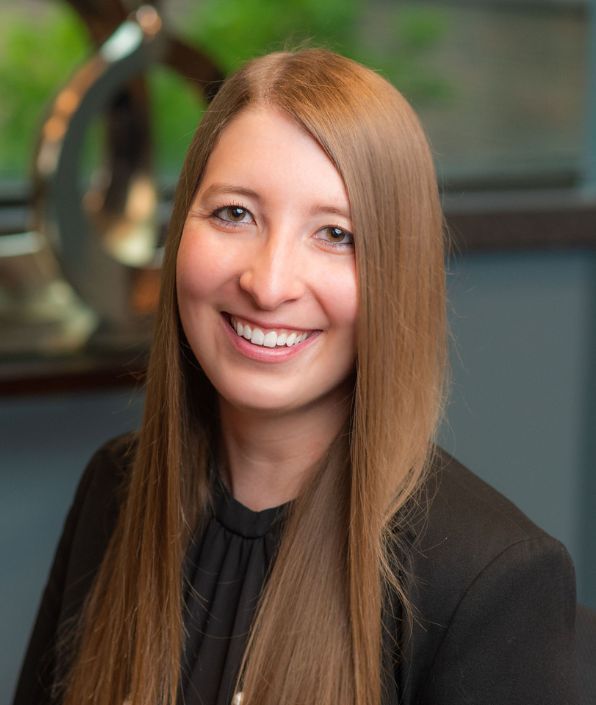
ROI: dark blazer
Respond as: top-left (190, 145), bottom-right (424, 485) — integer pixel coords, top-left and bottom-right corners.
top-left (13, 436), bottom-right (577, 705)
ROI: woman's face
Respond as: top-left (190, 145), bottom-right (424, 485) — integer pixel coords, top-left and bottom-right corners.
top-left (176, 107), bottom-right (357, 416)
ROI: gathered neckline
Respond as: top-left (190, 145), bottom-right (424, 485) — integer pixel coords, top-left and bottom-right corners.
top-left (212, 473), bottom-right (291, 539)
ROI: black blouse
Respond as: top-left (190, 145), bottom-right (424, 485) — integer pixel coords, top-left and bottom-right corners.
top-left (180, 476), bottom-right (287, 705)
top-left (12, 435), bottom-right (577, 705)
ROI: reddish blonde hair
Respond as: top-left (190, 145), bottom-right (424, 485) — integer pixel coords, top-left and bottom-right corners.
top-left (62, 48), bottom-right (446, 705)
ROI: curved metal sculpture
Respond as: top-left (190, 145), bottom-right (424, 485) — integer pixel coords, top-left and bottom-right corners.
top-left (30, 0), bottom-right (222, 343)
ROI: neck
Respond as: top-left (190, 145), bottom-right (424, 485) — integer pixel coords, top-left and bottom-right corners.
top-left (217, 389), bottom-right (351, 511)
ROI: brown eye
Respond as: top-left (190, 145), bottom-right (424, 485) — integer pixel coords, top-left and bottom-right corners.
top-left (329, 227), bottom-right (347, 242)
top-left (318, 226), bottom-right (354, 247)
top-left (228, 207), bottom-right (248, 221)
top-left (213, 205), bottom-right (253, 224)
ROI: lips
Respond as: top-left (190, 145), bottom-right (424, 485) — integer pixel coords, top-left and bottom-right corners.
top-left (228, 315), bottom-right (312, 348)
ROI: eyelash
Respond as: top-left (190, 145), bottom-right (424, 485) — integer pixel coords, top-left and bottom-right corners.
top-left (210, 204), bottom-right (253, 226)
top-left (209, 204), bottom-right (354, 249)
top-left (317, 226), bottom-right (354, 249)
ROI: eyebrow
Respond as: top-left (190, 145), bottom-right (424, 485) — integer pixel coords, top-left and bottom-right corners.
top-left (199, 182), bottom-right (351, 221)
top-left (311, 204), bottom-right (351, 220)
top-left (200, 183), bottom-right (262, 202)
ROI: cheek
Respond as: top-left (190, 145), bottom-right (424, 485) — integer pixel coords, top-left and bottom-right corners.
top-left (320, 264), bottom-right (358, 332)
top-left (176, 229), bottom-right (227, 305)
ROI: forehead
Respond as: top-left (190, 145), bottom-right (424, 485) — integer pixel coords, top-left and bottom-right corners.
top-left (197, 107), bottom-right (350, 214)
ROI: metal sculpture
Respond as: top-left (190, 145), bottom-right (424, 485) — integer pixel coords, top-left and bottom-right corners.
top-left (3, 0), bottom-right (222, 353)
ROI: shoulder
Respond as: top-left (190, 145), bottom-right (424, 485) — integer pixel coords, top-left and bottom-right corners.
top-left (58, 433), bottom-right (137, 624)
top-left (396, 449), bottom-right (577, 704)
top-left (68, 433), bottom-right (137, 546)
top-left (69, 431), bottom-right (137, 545)
top-left (411, 448), bottom-right (573, 587)
top-left (77, 432), bottom-right (136, 502)
top-left (11, 434), bottom-right (139, 704)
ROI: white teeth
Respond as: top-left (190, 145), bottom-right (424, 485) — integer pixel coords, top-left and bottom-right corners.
top-left (230, 317), bottom-right (310, 349)
top-left (263, 331), bottom-right (277, 348)
top-left (250, 328), bottom-right (265, 345)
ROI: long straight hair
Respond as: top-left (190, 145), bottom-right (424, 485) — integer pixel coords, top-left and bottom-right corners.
top-left (61, 49), bottom-right (446, 705)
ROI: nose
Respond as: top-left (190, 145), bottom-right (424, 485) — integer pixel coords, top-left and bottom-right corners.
top-left (238, 234), bottom-right (305, 310)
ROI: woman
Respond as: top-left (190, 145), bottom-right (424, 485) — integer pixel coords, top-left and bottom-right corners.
top-left (14, 49), bottom-right (576, 705)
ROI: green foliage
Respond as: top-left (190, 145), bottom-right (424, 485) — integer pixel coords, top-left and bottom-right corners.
top-left (0, 1), bottom-right (450, 183)
top-left (395, 7), bottom-right (447, 53)
top-left (148, 68), bottom-right (206, 180)
top-left (183, 0), bottom-right (359, 71)
top-left (387, 7), bottom-right (454, 105)
top-left (0, 4), bottom-right (89, 179)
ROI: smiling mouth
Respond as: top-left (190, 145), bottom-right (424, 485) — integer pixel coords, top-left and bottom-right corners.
top-left (224, 314), bottom-right (314, 348)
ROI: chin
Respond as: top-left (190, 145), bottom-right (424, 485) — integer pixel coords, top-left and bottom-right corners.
top-left (218, 382), bottom-right (306, 416)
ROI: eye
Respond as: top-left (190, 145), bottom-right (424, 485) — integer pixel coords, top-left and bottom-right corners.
top-left (317, 226), bottom-right (354, 248)
top-left (212, 205), bottom-right (254, 225)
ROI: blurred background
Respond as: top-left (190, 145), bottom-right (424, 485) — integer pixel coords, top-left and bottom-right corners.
top-left (1, 0), bottom-right (595, 700)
